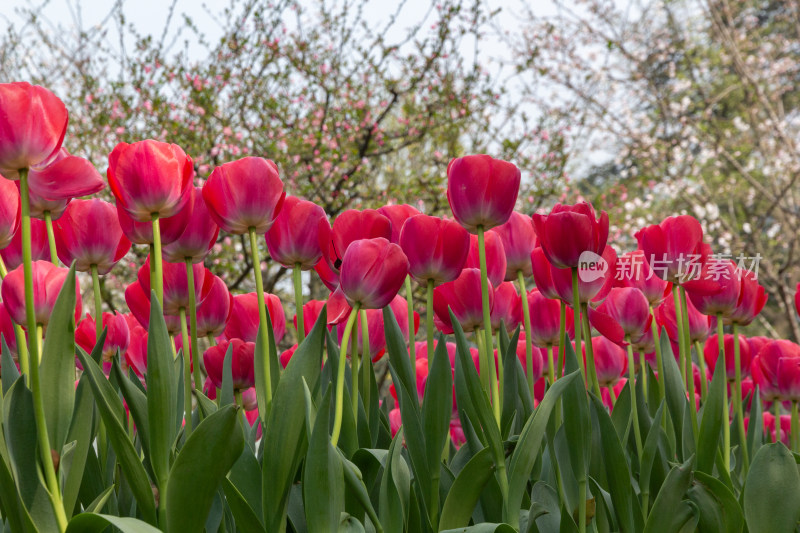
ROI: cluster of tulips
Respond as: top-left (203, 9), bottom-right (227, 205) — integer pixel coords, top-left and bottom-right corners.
top-left (3, 80), bottom-right (800, 533)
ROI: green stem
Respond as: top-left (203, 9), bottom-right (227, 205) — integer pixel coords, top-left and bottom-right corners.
top-left (332, 306), bottom-right (360, 447)
top-left (0, 255), bottom-right (30, 377)
top-left (678, 288), bottom-right (698, 437)
top-left (518, 271), bottom-right (535, 396)
top-left (234, 389), bottom-right (243, 408)
top-left (179, 307), bottom-right (193, 436)
top-left (20, 169), bottom-right (67, 532)
top-left (91, 265), bottom-right (103, 341)
top-left (293, 263), bottom-right (305, 343)
top-left (775, 401), bottom-right (781, 444)
top-left (731, 324), bottom-right (749, 472)
top-left (207, 334), bottom-right (217, 347)
top-left (626, 336), bottom-right (644, 461)
top-left (248, 227), bottom-right (273, 407)
top-left (426, 278), bottom-right (434, 375)
top-left (638, 352), bottom-right (648, 399)
top-left (547, 345), bottom-right (556, 386)
top-left (404, 276), bottom-right (415, 365)
top-left (477, 227), bottom-right (500, 425)
top-left (361, 311), bottom-right (371, 418)
top-left (476, 329), bottom-right (490, 392)
top-left (581, 303), bottom-right (601, 397)
top-left (185, 260), bottom-right (202, 394)
top-left (650, 307), bottom-right (666, 403)
top-left (717, 314), bottom-right (730, 472)
top-left (672, 286), bottom-right (686, 387)
top-left (351, 314), bottom-right (360, 428)
top-left (793, 401), bottom-right (799, 453)
top-left (578, 478), bottom-right (587, 533)
top-left (694, 340), bottom-right (709, 399)
top-left (43, 211), bottom-right (58, 264)
top-left (607, 385), bottom-right (617, 406)
top-left (558, 303), bottom-right (566, 380)
top-left (570, 269), bottom-right (585, 383)
top-left (150, 214), bottom-right (164, 304)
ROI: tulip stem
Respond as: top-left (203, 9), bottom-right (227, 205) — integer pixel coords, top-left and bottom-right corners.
top-left (638, 352), bottom-right (648, 399)
top-left (793, 401), bottom-right (799, 453)
top-left (185, 260), bottom-right (202, 395)
top-left (678, 288), bottom-right (698, 437)
top-left (694, 340), bottom-right (709, 399)
top-left (672, 286), bottom-right (687, 387)
top-left (547, 345), bottom-right (556, 386)
top-left (351, 314), bottom-right (360, 429)
top-left (581, 303), bottom-right (601, 398)
top-left (150, 214), bottom-right (164, 304)
top-left (731, 324), bottom-right (749, 472)
top-left (361, 310), bottom-right (371, 420)
top-left (558, 304), bottom-right (566, 380)
top-left (625, 336), bottom-right (644, 461)
top-left (207, 334), bottom-right (217, 347)
top-left (477, 227), bottom-right (499, 424)
top-left (717, 313), bottom-right (730, 472)
top-left (293, 264), bottom-right (305, 343)
top-left (650, 307), bottom-right (666, 404)
top-left (775, 401), bottom-right (782, 444)
top-left (43, 211), bottom-right (58, 264)
top-left (404, 276), bottom-right (415, 365)
top-left (179, 307), bottom-right (193, 437)
top-left (570, 269), bottom-right (585, 383)
top-left (607, 385), bottom-right (617, 406)
top-left (426, 279), bottom-right (434, 376)
top-left (248, 227), bottom-right (273, 409)
top-left (578, 479), bottom-right (587, 533)
top-left (517, 271), bottom-right (535, 396)
top-left (19, 169), bottom-right (67, 532)
top-left (332, 305), bottom-right (360, 447)
top-left (91, 265), bottom-right (103, 341)
top-left (0, 255), bottom-right (30, 377)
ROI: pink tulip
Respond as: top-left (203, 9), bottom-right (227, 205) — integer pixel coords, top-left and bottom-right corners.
top-left (684, 259), bottom-right (739, 317)
top-left (399, 214), bottom-right (469, 284)
top-left (204, 338), bottom-right (256, 391)
top-left (223, 292), bottom-right (286, 344)
top-left (614, 249), bottom-right (672, 306)
top-left (280, 344), bottom-right (297, 368)
top-left (294, 300), bottom-right (329, 335)
top-left (313, 255), bottom-right (340, 292)
top-left (125, 324), bottom-right (148, 378)
top-left (464, 231), bottom-right (507, 287)
top-left (53, 199), bottom-right (131, 274)
top-left (530, 246), bottom-right (560, 300)
top-left (490, 281), bottom-right (522, 333)
top-left (491, 212), bottom-right (538, 280)
top-left (0, 302), bottom-right (18, 355)
top-left (655, 293), bottom-right (712, 344)
top-left (1, 217), bottom-right (49, 270)
top-left (162, 187), bottom-right (220, 263)
top-left (433, 268), bottom-right (491, 333)
top-left (265, 196), bottom-right (330, 269)
top-left (447, 154), bottom-right (521, 232)
top-left (635, 215), bottom-right (709, 284)
top-left (389, 408), bottom-right (402, 437)
top-left (25, 147), bottom-right (104, 202)
top-left (747, 336), bottom-right (771, 357)
top-left (532, 202), bottom-right (609, 269)
top-left (727, 269), bottom-right (767, 326)
top-left (203, 157), bottom-right (285, 234)
top-left (524, 288), bottom-right (575, 348)
top-left (1, 260), bottom-right (82, 327)
top-left (116, 198), bottom-right (194, 245)
top-left (137, 256), bottom-right (213, 316)
top-left (752, 340), bottom-right (800, 402)
top-left (339, 237), bottom-right (409, 309)
top-left (377, 204), bottom-right (421, 243)
top-left (108, 140), bottom-right (194, 222)
top-left (195, 274), bottom-right (234, 338)
top-left (0, 177), bottom-right (20, 250)
top-left (589, 287), bottom-right (652, 345)
top-left (515, 341), bottom-right (545, 382)
top-left (328, 209), bottom-right (392, 271)
top-left (704, 334), bottom-right (751, 381)
top-left (124, 280), bottom-right (181, 333)
top-left (75, 312), bottom-right (130, 362)
top-left (588, 336), bottom-right (627, 387)
top-left (533, 245), bottom-right (617, 305)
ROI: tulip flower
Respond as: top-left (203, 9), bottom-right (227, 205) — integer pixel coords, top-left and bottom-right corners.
top-left (314, 255), bottom-right (340, 292)
top-left (53, 199), bottom-right (131, 274)
top-left (1, 260), bottom-right (81, 328)
top-left (0, 217), bottom-right (49, 271)
top-left (465, 231), bottom-right (507, 287)
top-left (747, 336), bottom-right (770, 357)
top-left (25, 147), bottom-right (104, 212)
top-left (339, 237), bottom-right (408, 310)
top-left (294, 300), bottom-right (328, 336)
top-left (116, 198), bottom-right (194, 245)
top-left (75, 312), bottom-right (131, 362)
top-left (137, 256), bottom-right (213, 317)
top-left (265, 196), bottom-right (330, 269)
top-left (0, 302), bottom-right (18, 356)
top-left (655, 294), bottom-right (712, 346)
top-left (635, 215), bottom-right (710, 284)
top-left (433, 268), bottom-right (491, 334)
top-left (327, 209), bottom-right (392, 270)
top-left (515, 340), bottom-right (545, 383)
top-left (280, 345), bottom-right (297, 368)
top-left (752, 340), bottom-right (800, 401)
top-left (125, 324), bottom-right (148, 379)
top-left (337, 295), bottom-right (420, 362)
top-left (530, 246), bottom-right (560, 300)
top-left (535, 245), bottom-right (617, 305)
top-left (589, 287), bottom-right (652, 346)
top-left (490, 281), bottom-right (522, 333)
top-left (727, 269), bottom-right (767, 326)
top-left (704, 334), bottom-right (751, 382)
top-left (589, 336), bottom-right (627, 388)
top-left (24, 184), bottom-right (68, 221)
top-left (162, 187), bottom-right (220, 264)
top-left (204, 338), bottom-right (256, 391)
top-left (614, 249), bottom-right (672, 306)
top-left (446, 154), bottom-right (521, 232)
top-left (399, 215), bottom-right (469, 284)
top-left (532, 201), bottom-right (609, 270)
top-left (195, 274), bottom-right (234, 338)
top-left (0, 176), bottom-right (20, 252)
top-left (377, 204), bottom-right (421, 243)
top-left (685, 259), bottom-right (740, 318)
top-left (525, 289), bottom-right (575, 348)
top-left (223, 292), bottom-right (286, 345)
top-left (491, 211), bottom-right (537, 280)
top-left (124, 280), bottom-right (181, 333)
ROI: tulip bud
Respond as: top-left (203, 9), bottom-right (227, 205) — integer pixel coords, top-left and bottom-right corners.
top-left (532, 202), bottom-right (609, 269)
top-left (433, 268), bottom-right (491, 333)
top-left (491, 211), bottom-right (537, 280)
top-left (203, 338), bottom-right (256, 391)
top-left (447, 154), bottom-right (521, 232)
top-left (223, 292), bottom-right (286, 344)
top-left (53, 199), bottom-right (131, 274)
top-left (265, 196), bottom-right (330, 269)
top-left (1, 260), bottom-right (82, 328)
top-left (339, 237), bottom-right (409, 310)
top-left (0, 176), bottom-right (20, 249)
top-left (464, 231), bottom-right (507, 287)
top-left (399, 214), bottom-right (469, 284)
top-left (162, 187), bottom-right (220, 264)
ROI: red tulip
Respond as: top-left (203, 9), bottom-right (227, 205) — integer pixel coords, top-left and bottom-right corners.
top-left (339, 237), bottom-right (409, 310)
top-left (195, 274), bottom-right (234, 338)
top-left (399, 214), bottom-right (469, 284)
top-left (265, 196), bottom-right (330, 269)
top-left (1, 260), bottom-right (81, 327)
top-left (116, 198), bottom-right (194, 246)
top-left (524, 288), bottom-right (575, 348)
top-left (137, 256), bottom-right (213, 317)
top-left (0, 176), bottom-right (20, 250)
top-left (124, 280), bottom-right (181, 333)
top-left (464, 231), bottom-right (507, 287)
top-left (491, 212), bottom-right (538, 280)
top-left (337, 295), bottom-right (420, 361)
top-left (589, 287), bottom-right (652, 345)
top-left (125, 324), bottom-right (148, 378)
top-left (778, 357), bottom-right (800, 402)
top-left (203, 338), bottom-right (256, 391)
top-left (515, 341), bottom-right (545, 382)
top-left (314, 255), bottom-right (340, 292)
top-left (23, 166), bottom-right (69, 220)
top-left (704, 334), bottom-right (751, 381)
top-left (588, 336), bottom-right (627, 387)
top-left (757, 412), bottom-right (791, 446)
top-left (162, 187), bottom-right (220, 264)
top-left (490, 281), bottom-right (522, 333)
top-left (447, 154), bottom-right (521, 232)
top-left (727, 269), bottom-right (767, 326)
top-left (532, 202), bottom-right (609, 269)
top-left (530, 247), bottom-right (560, 300)
top-left (413, 340), bottom-right (458, 364)
top-left (533, 245), bottom-right (617, 305)
top-left (53, 199), bottom-right (131, 274)
top-left (752, 340), bottom-right (800, 402)
top-left (0, 82), bottom-right (63, 169)
top-left (433, 268), bottom-right (491, 333)
top-left (0, 302), bottom-right (18, 356)
top-left (223, 292), bottom-right (286, 344)
top-left (629, 328), bottom-right (656, 355)
top-left (294, 300), bottom-right (328, 336)
top-left (1, 217), bottom-right (49, 270)
top-left (75, 312), bottom-right (130, 362)
top-left (655, 293), bottom-right (712, 344)
top-left (24, 147), bottom-right (104, 202)
top-left (280, 344), bottom-right (297, 368)
top-left (108, 140), bottom-right (194, 222)
top-left (389, 408), bottom-right (402, 437)
top-left (635, 215), bottom-right (708, 283)
top-left (203, 157), bottom-right (285, 234)
top-left (685, 259), bottom-right (740, 318)
top-left (747, 336), bottom-right (771, 357)
top-left (328, 209), bottom-right (392, 270)
top-left (390, 357), bottom-right (430, 404)
top-left (377, 204), bottom-right (421, 243)
top-left (614, 250), bottom-right (672, 306)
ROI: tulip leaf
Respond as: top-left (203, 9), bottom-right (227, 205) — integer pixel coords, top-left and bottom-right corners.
top-left (746, 385), bottom-right (763, 461)
top-left (62, 375), bottom-right (97, 518)
top-left (221, 478), bottom-right (266, 533)
top-left (439, 447), bottom-right (495, 530)
top-left (643, 455), bottom-right (694, 533)
top-left (220, 341), bottom-right (235, 407)
top-left (696, 354), bottom-right (726, 474)
top-left (744, 443), bottom-right (800, 533)
top-left (379, 428), bottom-right (410, 533)
top-left (39, 263), bottom-right (78, 452)
top-left (639, 401), bottom-right (666, 507)
top-left (0, 446), bottom-right (32, 533)
top-left (441, 525), bottom-right (517, 533)
top-left (561, 342), bottom-right (590, 482)
top-left (253, 305), bottom-right (281, 423)
top-left (262, 306), bottom-right (327, 531)
top-left (111, 357), bottom-right (151, 461)
top-left (76, 347), bottom-right (157, 525)
top-left (166, 404), bottom-right (244, 532)
top-left (689, 471), bottom-right (743, 533)
top-left (422, 334), bottom-right (453, 489)
top-left (341, 452), bottom-right (383, 531)
top-left (1, 335), bottom-right (20, 395)
top-left (501, 327), bottom-right (521, 435)
top-left (65, 513), bottom-right (162, 533)
top-left (659, 331), bottom-right (687, 460)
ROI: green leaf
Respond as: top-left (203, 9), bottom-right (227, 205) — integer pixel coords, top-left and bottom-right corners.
top-left (660, 331), bottom-right (687, 460)
top-left (145, 292), bottom-right (176, 495)
top-left (112, 357), bottom-right (151, 461)
top-left (304, 390), bottom-right (344, 533)
top-left (39, 263), bottom-right (78, 451)
top-left (561, 343), bottom-right (590, 482)
top-left (696, 356), bottom-right (726, 474)
top-left (65, 513), bottom-right (162, 533)
top-left (1, 335), bottom-right (20, 395)
top-left (379, 429), bottom-right (411, 533)
top-left (85, 486), bottom-right (115, 514)
top-left (688, 471), bottom-right (743, 533)
top-left (441, 525), bottom-right (517, 533)
top-left (439, 447), bottom-right (495, 530)
top-left (262, 306), bottom-right (327, 531)
top-left (341, 453), bottom-right (382, 532)
top-left (0, 448), bottom-right (32, 533)
top-left (62, 375), bottom-right (96, 518)
top-left (221, 478), bottom-right (267, 533)
top-left (220, 341), bottom-right (235, 407)
top-left (643, 455), bottom-right (694, 533)
top-left (76, 348), bottom-right (157, 524)
top-left (746, 385), bottom-right (763, 461)
top-left (423, 334), bottom-right (454, 477)
top-left (166, 405), bottom-right (245, 532)
top-left (744, 443), bottom-right (800, 533)
top-left (639, 401), bottom-right (666, 507)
